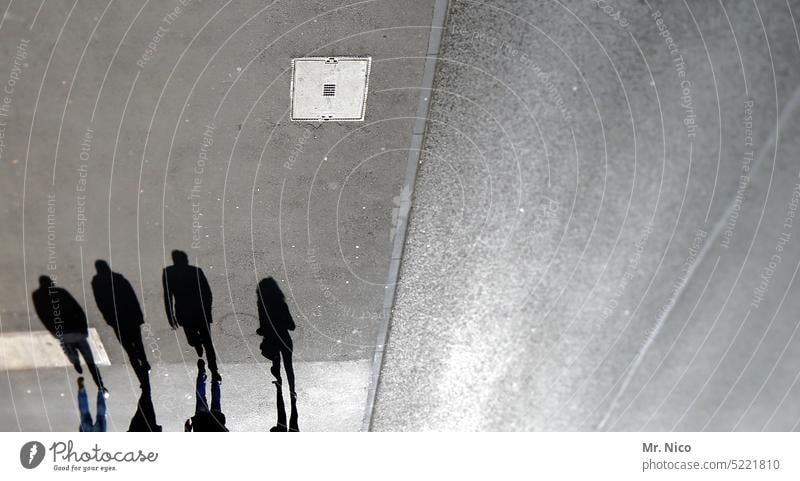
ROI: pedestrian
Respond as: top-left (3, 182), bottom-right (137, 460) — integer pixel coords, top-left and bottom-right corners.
top-left (77, 376), bottom-right (108, 432)
top-left (184, 359), bottom-right (227, 432)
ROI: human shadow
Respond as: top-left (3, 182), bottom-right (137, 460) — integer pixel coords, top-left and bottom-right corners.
top-left (162, 250), bottom-right (220, 380)
top-left (91, 260), bottom-right (151, 392)
top-left (128, 390), bottom-right (162, 432)
top-left (256, 277), bottom-right (298, 432)
top-left (32, 276), bottom-right (105, 391)
top-left (184, 359), bottom-right (228, 432)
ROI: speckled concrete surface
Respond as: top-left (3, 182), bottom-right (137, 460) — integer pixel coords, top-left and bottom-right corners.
top-left (371, 0), bottom-right (800, 430)
top-left (603, 99), bottom-right (800, 432)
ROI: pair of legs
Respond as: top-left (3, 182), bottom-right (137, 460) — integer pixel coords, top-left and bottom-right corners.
top-left (185, 323), bottom-right (219, 378)
top-left (195, 360), bottom-right (221, 414)
top-left (269, 347), bottom-right (295, 394)
top-left (129, 392), bottom-right (161, 432)
top-left (120, 331), bottom-right (151, 391)
top-left (269, 348), bottom-right (298, 432)
top-left (63, 335), bottom-right (104, 390)
top-left (184, 361), bottom-right (226, 431)
top-left (78, 378), bottom-right (107, 432)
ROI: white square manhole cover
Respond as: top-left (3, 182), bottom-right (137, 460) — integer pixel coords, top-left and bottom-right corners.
top-left (291, 57), bottom-right (371, 121)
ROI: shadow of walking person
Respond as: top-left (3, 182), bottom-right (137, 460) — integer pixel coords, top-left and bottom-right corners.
top-left (184, 359), bottom-right (228, 432)
top-left (91, 260), bottom-right (151, 392)
top-left (162, 250), bottom-right (220, 381)
top-left (32, 275), bottom-right (106, 392)
top-left (128, 390), bottom-right (162, 432)
top-left (256, 277), bottom-right (298, 432)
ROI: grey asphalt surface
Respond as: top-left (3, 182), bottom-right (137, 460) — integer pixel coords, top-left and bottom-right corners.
top-left (0, 0), bottom-right (437, 430)
top-left (371, 0), bottom-right (800, 430)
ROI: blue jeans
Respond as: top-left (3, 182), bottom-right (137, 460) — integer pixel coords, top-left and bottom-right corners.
top-left (78, 388), bottom-right (107, 432)
top-left (195, 371), bottom-right (221, 413)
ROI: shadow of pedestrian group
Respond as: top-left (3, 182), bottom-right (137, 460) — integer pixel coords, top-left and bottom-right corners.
top-left (31, 251), bottom-right (303, 432)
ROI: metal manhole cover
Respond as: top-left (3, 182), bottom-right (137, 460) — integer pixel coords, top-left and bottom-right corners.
top-left (290, 57), bottom-right (371, 121)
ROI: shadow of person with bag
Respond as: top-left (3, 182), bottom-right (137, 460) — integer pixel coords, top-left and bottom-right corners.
top-left (256, 277), bottom-right (298, 432)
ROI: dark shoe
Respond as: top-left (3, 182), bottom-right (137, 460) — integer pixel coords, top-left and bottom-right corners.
top-left (269, 424), bottom-right (287, 432)
top-left (211, 371), bottom-right (222, 383)
top-left (75, 365), bottom-right (83, 374)
top-left (77, 377), bottom-right (85, 390)
top-left (197, 359), bottom-right (206, 371)
top-left (195, 345), bottom-right (204, 357)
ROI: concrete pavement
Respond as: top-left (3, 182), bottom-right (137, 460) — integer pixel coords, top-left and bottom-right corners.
top-left (371, 0), bottom-right (800, 430)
